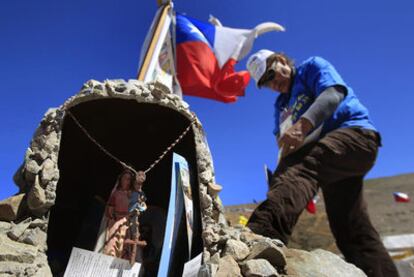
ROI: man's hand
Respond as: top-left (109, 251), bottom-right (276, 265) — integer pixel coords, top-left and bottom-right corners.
top-left (279, 117), bottom-right (313, 158)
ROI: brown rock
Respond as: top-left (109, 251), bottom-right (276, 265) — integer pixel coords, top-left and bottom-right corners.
top-left (246, 240), bottom-right (287, 269)
top-left (43, 131), bottom-right (59, 154)
top-left (7, 219), bottom-right (31, 241)
top-left (0, 194), bottom-right (25, 221)
top-left (240, 230), bottom-right (265, 244)
top-left (21, 227), bottom-right (47, 250)
top-left (27, 176), bottom-right (47, 214)
top-left (13, 164), bottom-right (26, 190)
top-left (216, 255), bottom-right (242, 277)
top-left (202, 227), bottom-right (220, 246)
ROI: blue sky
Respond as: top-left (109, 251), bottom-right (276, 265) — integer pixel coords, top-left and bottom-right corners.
top-left (1, 0), bottom-right (413, 205)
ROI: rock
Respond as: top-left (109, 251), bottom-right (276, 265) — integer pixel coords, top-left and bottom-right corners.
top-left (24, 160), bottom-right (40, 183)
top-left (217, 212), bottom-right (229, 227)
top-left (202, 227), bottom-right (220, 246)
top-left (44, 180), bottom-right (57, 206)
top-left (13, 164), bottom-right (26, 190)
top-left (141, 89), bottom-right (150, 97)
top-left (201, 193), bottom-right (212, 209)
top-left (43, 108), bottom-right (58, 122)
top-left (25, 265), bottom-right (37, 276)
top-left (29, 218), bottom-right (48, 231)
top-left (285, 248), bottom-right (366, 277)
top-left (222, 227), bottom-right (241, 241)
top-left (0, 222), bottom-right (11, 233)
top-left (114, 83), bottom-right (127, 93)
top-left (242, 259), bottom-right (279, 277)
top-left (7, 219), bottom-right (31, 241)
top-left (34, 263), bottom-right (53, 277)
top-left (240, 231), bottom-right (266, 245)
top-left (216, 255), bottom-right (242, 277)
top-left (218, 234), bottom-right (230, 245)
top-left (246, 240), bottom-right (287, 269)
top-left (151, 88), bottom-right (166, 100)
top-left (0, 234), bottom-right (38, 263)
top-left (27, 175), bottom-right (47, 213)
top-left (0, 261), bottom-right (27, 276)
top-left (21, 227), bottom-right (47, 249)
top-left (199, 170), bottom-right (213, 184)
top-left (0, 251), bottom-right (52, 277)
top-left (198, 262), bottom-right (218, 277)
top-left (210, 253), bottom-right (220, 264)
top-left (223, 239), bottom-right (249, 261)
top-left (40, 158), bottom-right (58, 185)
top-left (32, 147), bottom-right (50, 163)
top-left (85, 79), bottom-right (104, 91)
top-left (203, 249), bottom-right (211, 262)
top-left (33, 252), bottom-right (52, 277)
top-left (269, 239), bottom-right (285, 248)
top-left (207, 183), bottom-right (222, 197)
top-left (0, 194), bottom-right (25, 221)
top-left (43, 131), bottom-right (59, 154)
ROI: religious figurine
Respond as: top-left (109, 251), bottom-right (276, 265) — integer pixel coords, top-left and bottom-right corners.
top-left (129, 171), bottom-right (148, 214)
top-left (123, 171), bottom-right (148, 264)
top-left (103, 170), bottom-right (133, 258)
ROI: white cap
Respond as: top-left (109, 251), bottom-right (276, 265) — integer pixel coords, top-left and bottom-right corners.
top-left (246, 49), bottom-right (274, 86)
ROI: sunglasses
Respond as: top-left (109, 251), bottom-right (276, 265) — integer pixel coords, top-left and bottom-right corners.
top-left (258, 61), bottom-right (278, 88)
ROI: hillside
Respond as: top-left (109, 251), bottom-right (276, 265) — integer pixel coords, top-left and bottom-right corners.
top-left (224, 173), bottom-right (414, 253)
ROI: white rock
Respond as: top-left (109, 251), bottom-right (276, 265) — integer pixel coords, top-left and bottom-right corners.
top-left (0, 234), bottom-right (38, 263)
top-left (242, 259), bottom-right (279, 277)
top-left (27, 175), bottom-right (47, 213)
top-left (285, 248), bottom-right (366, 277)
top-left (40, 158), bottom-right (59, 185)
top-left (223, 239), bottom-right (250, 261)
top-left (24, 160), bottom-right (40, 183)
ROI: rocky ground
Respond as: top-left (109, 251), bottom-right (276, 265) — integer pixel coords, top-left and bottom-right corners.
top-left (225, 173), bottom-right (414, 253)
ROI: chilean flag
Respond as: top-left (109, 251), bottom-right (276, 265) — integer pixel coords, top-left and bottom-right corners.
top-left (393, 192), bottom-right (410, 203)
top-left (175, 14), bottom-right (284, 103)
top-left (176, 14), bottom-right (248, 102)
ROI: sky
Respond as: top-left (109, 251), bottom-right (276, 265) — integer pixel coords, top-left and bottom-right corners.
top-left (1, 0), bottom-right (413, 205)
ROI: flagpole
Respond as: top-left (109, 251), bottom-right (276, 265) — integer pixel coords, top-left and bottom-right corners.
top-left (137, 2), bottom-right (172, 81)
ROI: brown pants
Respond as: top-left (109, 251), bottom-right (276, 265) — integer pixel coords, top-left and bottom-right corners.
top-left (248, 128), bottom-right (399, 277)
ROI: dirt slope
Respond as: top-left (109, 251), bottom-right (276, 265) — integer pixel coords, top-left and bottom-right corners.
top-left (224, 173), bottom-right (414, 253)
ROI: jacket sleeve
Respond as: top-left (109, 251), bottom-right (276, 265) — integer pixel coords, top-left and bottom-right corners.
top-left (302, 57), bottom-right (348, 97)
